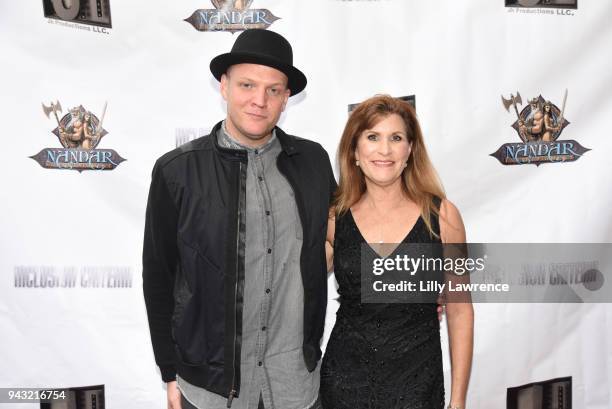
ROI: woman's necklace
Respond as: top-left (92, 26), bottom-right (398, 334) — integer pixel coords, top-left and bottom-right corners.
top-left (367, 196), bottom-right (402, 244)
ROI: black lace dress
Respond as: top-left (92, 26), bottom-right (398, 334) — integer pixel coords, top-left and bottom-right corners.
top-left (320, 210), bottom-right (444, 409)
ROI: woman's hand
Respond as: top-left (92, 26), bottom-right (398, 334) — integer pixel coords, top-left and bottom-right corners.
top-left (167, 381), bottom-right (182, 409)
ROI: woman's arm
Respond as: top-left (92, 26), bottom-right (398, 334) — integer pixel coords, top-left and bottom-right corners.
top-left (326, 212), bottom-right (336, 273)
top-left (440, 199), bottom-right (474, 409)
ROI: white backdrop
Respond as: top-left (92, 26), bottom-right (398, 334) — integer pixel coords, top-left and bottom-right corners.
top-left (1, 0), bottom-right (611, 408)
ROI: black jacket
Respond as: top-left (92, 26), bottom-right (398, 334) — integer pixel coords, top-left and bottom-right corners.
top-left (143, 122), bottom-right (336, 405)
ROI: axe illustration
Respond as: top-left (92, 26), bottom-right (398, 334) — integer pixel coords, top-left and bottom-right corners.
top-left (501, 92), bottom-right (523, 120)
top-left (502, 92), bottom-right (528, 142)
top-left (42, 101), bottom-right (63, 129)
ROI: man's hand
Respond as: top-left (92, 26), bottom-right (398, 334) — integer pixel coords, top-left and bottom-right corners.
top-left (167, 381), bottom-right (182, 409)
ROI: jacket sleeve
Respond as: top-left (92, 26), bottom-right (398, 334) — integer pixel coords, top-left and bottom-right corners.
top-left (142, 160), bottom-right (179, 382)
top-left (324, 150), bottom-right (338, 205)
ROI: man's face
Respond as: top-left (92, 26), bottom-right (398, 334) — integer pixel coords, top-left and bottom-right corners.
top-left (220, 63), bottom-right (290, 147)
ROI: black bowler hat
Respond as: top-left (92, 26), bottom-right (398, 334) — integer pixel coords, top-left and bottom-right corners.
top-left (210, 29), bottom-right (307, 96)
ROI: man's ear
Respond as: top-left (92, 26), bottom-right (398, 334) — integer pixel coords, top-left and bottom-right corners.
top-left (220, 73), bottom-right (229, 101)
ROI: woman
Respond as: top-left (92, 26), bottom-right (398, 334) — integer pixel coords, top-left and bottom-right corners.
top-left (320, 95), bottom-right (473, 409)
top-left (542, 101), bottom-right (561, 142)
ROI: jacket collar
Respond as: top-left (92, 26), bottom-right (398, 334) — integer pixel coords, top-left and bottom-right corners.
top-left (275, 126), bottom-right (299, 157)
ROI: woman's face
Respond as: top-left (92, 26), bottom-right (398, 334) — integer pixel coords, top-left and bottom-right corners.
top-left (354, 113), bottom-right (412, 188)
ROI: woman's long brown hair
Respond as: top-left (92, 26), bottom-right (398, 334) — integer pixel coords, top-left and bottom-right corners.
top-left (333, 95), bottom-right (445, 237)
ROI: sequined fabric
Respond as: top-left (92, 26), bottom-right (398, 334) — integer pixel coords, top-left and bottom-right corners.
top-left (320, 210), bottom-right (444, 409)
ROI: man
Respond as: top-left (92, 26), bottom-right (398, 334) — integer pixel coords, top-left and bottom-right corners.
top-left (60, 107), bottom-right (85, 148)
top-left (143, 29), bottom-right (336, 409)
top-left (519, 97), bottom-right (544, 141)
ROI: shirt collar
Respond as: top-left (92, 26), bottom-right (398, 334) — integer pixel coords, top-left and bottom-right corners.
top-left (218, 120), bottom-right (277, 155)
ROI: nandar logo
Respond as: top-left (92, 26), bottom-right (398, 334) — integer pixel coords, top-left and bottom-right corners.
top-left (184, 0), bottom-right (279, 33)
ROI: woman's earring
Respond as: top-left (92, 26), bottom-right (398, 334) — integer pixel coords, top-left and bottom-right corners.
top-left (356, 160), bottom-right (360, 167)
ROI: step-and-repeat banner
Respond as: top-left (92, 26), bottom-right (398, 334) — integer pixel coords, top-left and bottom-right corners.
top-left (1, 1), bottom-right (611, 408)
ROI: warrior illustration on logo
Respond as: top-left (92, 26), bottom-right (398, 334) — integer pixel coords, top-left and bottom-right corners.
top-left (501, 92), bottom-right (568, 143)
top-left (211, 0), bottom-right (253, 11)
top-left (518, 97), bottom-right (565, 142)
top-left (42, 101), bottom-right (108, 149)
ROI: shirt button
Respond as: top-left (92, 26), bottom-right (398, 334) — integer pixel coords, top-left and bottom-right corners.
top-left (254, 149), bottom-right (259, 154)
top-left (265, 288), bottom-right (271, 294)
top-left (261, 326), bottom-right (267, 331)
top-left (258, 361), bottom-right (263, 366)
top-left (267, 248), bottom-right (272, 254)
top-left (265, 210), bottom-right (270, 216)
top-left (258, 176), bottom-right (263, 182)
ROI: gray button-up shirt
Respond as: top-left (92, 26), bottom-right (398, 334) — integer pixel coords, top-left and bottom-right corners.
top-left (178, 123), bottom-right (320, 409)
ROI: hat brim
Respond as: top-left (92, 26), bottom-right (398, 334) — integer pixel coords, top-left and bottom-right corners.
top-left (210, 52), bottom-right (307, 96)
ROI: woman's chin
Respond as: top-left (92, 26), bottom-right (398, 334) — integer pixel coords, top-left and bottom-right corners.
top-left (364, 173), bottom-right (403, 187)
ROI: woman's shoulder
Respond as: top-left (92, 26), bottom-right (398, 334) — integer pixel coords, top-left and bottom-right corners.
top-left (438, 198), bottom-right (466, 243)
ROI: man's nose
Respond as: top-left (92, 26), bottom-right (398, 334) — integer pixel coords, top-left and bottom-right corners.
top-left (252, 87), bottom-right (267, 108)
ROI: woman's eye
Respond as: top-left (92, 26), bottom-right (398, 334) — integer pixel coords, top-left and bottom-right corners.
top-left (367, 134), bottom-right (377, 141)
top-left (392, 135), bottom-right (403, 141)
top-left (241, 83), bottom-right (253, 89)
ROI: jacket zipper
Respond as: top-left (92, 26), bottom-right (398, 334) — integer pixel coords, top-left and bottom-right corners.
top-left (227, 389), bottom-right (236, 408)
top-left (227, 161), bottom-right (243, 408)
